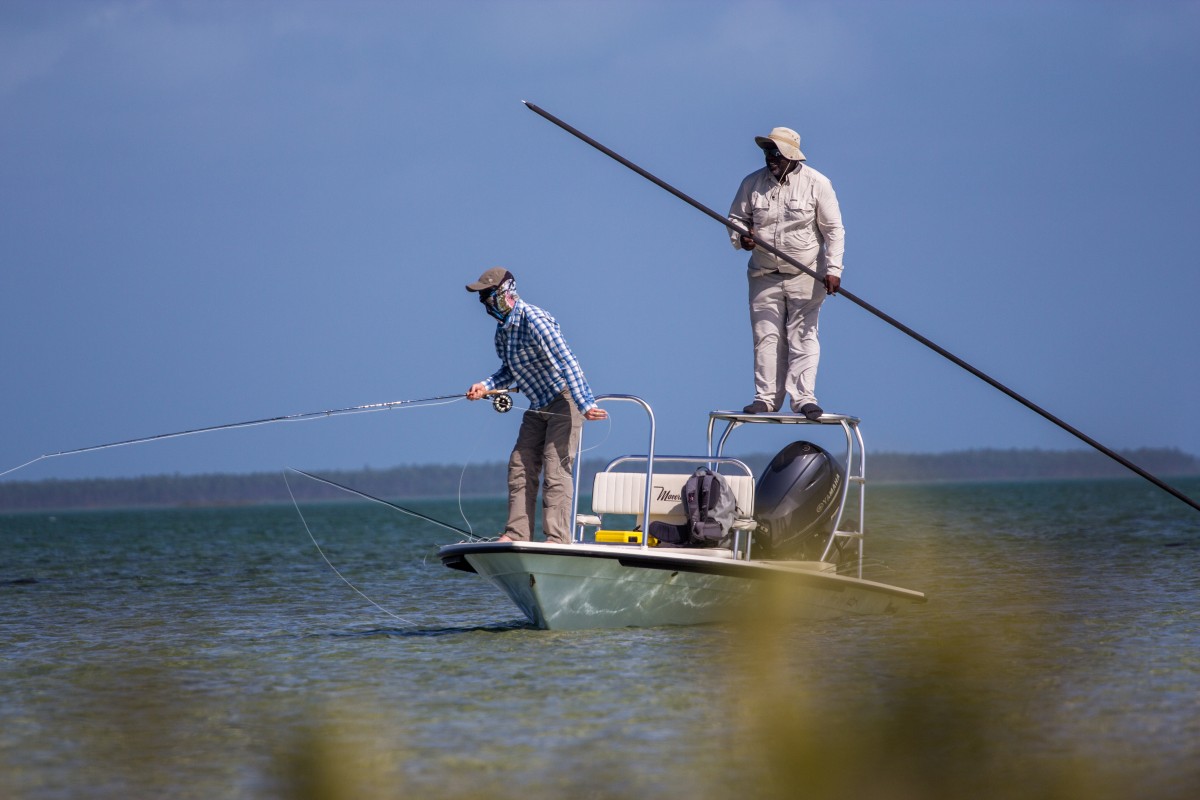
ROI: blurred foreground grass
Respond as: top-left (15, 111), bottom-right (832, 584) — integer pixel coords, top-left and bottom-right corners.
top-left (3, 579), bottom-right (1186, 800)
top-left (270, 602), bottom-right (1136, 800)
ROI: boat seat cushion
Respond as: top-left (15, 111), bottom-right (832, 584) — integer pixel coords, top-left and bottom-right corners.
top-left (589, 471), bottom-right (755, 524)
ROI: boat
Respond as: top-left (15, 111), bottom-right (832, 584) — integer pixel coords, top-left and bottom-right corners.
top-left (437, 395), bottom-right (926, 630)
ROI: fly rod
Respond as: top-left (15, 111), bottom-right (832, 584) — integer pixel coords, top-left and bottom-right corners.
top-left (522, 100), bottom-right (1200, 514)
top-left (1, 390), bottom-right (516, 480)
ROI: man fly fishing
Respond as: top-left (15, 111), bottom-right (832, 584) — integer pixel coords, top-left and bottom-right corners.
top-left (465, 268), bottom-right (607, 544)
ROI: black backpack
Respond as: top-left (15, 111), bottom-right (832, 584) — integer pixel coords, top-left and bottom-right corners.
top-left (648, 468), bottom-right (736, 548)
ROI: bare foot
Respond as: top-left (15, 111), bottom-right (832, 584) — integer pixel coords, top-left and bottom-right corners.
top-left (496, 534), bottom-right (515, 543)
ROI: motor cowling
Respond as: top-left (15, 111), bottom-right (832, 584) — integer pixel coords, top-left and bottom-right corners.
top-left (753, 441), bottom-right (844, 560)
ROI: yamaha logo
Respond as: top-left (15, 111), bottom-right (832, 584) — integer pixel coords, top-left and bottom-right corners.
top-left (815, 472), bottom-right (842, 514)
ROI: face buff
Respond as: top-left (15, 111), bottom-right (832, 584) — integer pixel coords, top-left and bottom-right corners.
top-left (481, 277), bottom-right (516, 321)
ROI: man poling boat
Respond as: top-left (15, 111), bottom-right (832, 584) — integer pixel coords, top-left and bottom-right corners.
top-left (520, 100), bottom-right (1200, 516)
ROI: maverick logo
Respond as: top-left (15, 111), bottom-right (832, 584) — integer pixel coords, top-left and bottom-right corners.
top-left (654, 485), bottom-right (681, 503)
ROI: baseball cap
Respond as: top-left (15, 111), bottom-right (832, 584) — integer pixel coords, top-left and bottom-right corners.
top-left (465, 267), bottom-right (514, 292)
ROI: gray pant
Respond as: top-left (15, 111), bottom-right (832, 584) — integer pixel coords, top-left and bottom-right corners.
top-left (749, 271), bottom-right (826, 412)
top-left (505, 391), bottom-right (582, 543)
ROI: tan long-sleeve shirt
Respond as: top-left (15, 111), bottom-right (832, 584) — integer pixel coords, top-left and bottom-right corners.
top-left (728, 164), bottom-right (845, 280)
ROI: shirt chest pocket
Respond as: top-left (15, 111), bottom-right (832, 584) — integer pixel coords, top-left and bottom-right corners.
top-left (785, 195), bottom-right (816, 224)
top-left (752, 196), bottom-right (772, 223)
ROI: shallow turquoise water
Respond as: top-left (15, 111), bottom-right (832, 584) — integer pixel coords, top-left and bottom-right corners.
top-left (3, 479), bottom-right (1199, 799)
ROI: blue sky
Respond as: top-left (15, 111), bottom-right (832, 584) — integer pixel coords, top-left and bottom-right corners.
top-left (2, 0), bottom-right (1198, 483)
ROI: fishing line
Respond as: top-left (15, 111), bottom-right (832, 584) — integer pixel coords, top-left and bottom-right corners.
top-left (450, 397), bottom-right (615, 538)
top-left (1, 392), bottom-right (476, 480)
top-left (288, 467), bottom-right (484, 540)
top-left (502, 397), bottom-right (616, 463)
top-left (454, 435), bottom-right (486, 539)
top-left (283, 471), bottom-right (420, 627)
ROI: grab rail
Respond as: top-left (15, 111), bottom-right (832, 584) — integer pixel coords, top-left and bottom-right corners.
top-left (707, 411), bottom-right (867, 577)
top-left (569, 395), bottom-right (655, 546)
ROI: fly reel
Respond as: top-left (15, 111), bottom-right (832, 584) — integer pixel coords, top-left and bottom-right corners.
top-left (491, 393), bottom-right (513, 413)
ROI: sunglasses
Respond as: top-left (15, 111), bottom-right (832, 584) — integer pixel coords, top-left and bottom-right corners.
top-left (762, 147), bottom-right (783, 159)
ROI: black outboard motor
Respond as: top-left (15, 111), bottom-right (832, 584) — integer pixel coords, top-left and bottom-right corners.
top-left (753, 441), bottom-right (845, 560)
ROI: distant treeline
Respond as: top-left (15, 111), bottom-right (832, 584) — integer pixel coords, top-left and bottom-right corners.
top-left (1, 447), bottom-right (1198, 513)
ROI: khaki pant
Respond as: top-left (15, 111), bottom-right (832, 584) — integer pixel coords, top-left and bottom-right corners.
top-left (749, 271), bottom-right (826, 411)
top-left (505, 392), bottom-right (582, 543)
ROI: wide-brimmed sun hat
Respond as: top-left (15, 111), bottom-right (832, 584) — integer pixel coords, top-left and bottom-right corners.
top-left (754, 127), bottom-right (806, 161)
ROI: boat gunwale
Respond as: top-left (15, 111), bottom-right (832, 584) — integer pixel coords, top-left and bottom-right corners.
top-left (436, 541), bottom-right (927, 603)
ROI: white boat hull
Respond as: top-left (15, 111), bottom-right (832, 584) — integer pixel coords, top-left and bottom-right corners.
top-left (439, 541), bottom-right (926, 630)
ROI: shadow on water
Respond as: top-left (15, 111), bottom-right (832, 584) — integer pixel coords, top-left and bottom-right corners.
top-left (324, 620), bottom-right (536, 638)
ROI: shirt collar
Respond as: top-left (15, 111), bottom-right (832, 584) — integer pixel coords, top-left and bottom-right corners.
top-left (500, 298), bottom-right (526, 330)
top-left (772, 161), bottom-right (801, 185)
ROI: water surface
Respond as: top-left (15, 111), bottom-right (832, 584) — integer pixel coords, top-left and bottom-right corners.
top-left (3, 479), bottom-right (1199, 799)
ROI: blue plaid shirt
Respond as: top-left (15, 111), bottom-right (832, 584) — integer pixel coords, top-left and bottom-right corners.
top-left (482, 299), bottom-right (597, 412)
